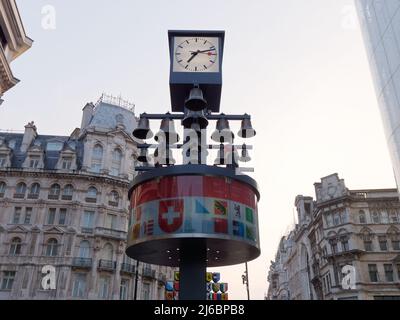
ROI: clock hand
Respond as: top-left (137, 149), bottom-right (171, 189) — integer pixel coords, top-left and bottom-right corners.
top-left (187, 50), bottom-right (199, 63)
top-left (189, 49), bottom-right (216, 54)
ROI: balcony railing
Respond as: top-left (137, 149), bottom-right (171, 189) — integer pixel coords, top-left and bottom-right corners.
top-left (85, 197), bottom-right (97, 203)
top-left (62, 195), bottom-right (73, 201)
top-left (95, 227), bottom-right (126, 240)
top-left (120, 263), bottom-right (135, 274)
top-left (108, 201), bottom-right (118, 207)
top-left (81, 227), bottom-right (94, 234)
top-left (27, 194), bottom-right (39, 199)
top-left (142, 268), bottom-right (156, 279)
top-left (48, 194), bottom-right (60, 200)
top-left (98, 259), bottom-right (116, 271)
top-left (72, 257), bottom-right (92, 269)
top-left (13, 194), bottom-right (25, 199)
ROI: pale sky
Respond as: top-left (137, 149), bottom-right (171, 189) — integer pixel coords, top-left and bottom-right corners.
top-left (0, 0), bottom-right (396, 300)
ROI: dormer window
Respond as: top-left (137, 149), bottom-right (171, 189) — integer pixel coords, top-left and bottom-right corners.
top-left (62, 157), bottom-right (72, 170)
top-left (46, 142), bottom-right (63, 151)
top-left (0, 154), bottom-right (7, 167)
top-left (29, 156), bottom-right (40, 168)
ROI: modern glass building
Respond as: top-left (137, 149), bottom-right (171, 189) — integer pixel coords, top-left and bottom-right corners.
top-left (355, 0), bottom-right (400, 188)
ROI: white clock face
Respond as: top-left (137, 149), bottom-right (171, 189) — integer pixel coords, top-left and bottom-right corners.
top-left (173, 37), bottom-right (219, 73)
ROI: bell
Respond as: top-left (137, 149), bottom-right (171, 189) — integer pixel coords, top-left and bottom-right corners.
top-left (155, 117), bottom-right (180, 144)
top-left (239, 144), bottom-right (251, 162)
top-left (211, 118), bottom-right (234, 143)
top-left (137, 148), bottom-right (149, 163)
top-left (133, 116), bottom-right (153, 139)
top-left (154, 147), bottom-right (175, 165)
top-left (185, 87), bottom-right (207, 111)
top-left (238, 118), bottom-right (256, 138)
top-left (182, 109), bottom-right (209, 129)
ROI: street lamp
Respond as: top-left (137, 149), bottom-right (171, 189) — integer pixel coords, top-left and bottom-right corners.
top-left (242, 262), bottom-right (250, 300)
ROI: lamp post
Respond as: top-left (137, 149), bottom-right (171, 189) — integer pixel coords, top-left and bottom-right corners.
top-left (242, 262), bottom-right (250, 300)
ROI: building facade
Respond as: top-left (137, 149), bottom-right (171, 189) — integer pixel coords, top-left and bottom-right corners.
top-left (355, 0), bottom-right (400, 190)
top-left (0, 0), bottom-right (32, 103)
top-left (268, 173), bottom-right (400, 300)
top-left (0, 94), bottom-right (174, 300)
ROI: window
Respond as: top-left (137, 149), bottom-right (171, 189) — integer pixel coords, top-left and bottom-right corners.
top-left (58, 209), bottom-right (67, 225)
top-left (91, 145), bottom-right (103, 173)
top-left (78, 241), bottom-right (90, 258)
top-left (102, 243), bottom-right (113, 261)
top-left (390, 211), bottom-right (399, 223)
top-left (45, 238), bottom-right (58, 256)
top-left (0, 154), bottom-right (7, 167)
top-left (72, 273), bottom-right (87, 298)
top-left (29, 156), bottom-right (40, 168)
top-left (368, 264), bottom-right (378, 282)
top-left (379, 236), bottom-right (388, 251)
top-left (13, 207), bottom-right (22, 224)
top-left (142, 282), bottom-right (150, 300)
top-left (1, 271), bottom-right (16, 290)
top-left (86, 187), bottom-right (97, 202)
top-left (105, 214), bottom-right (117, 230)
top-left (47, 208), bottom-right (56, 225)
top-left (24, 208), bottom-right (32, 224)
top-left (120, 279), bottom-right (129, 300)
top-left (333, 213), bottom-right (340, 226)
top-left (341, 239), bottom-right (349, 252)
top-left (29, 183), bottom-right (40, 198)
top-left (81, 211), bottom-right (95, 229)
top-left (9, 238), bottom-right (22, 255)
top-left (326, 214), bottom-right (333, 227)
top-left (392, 240), bottom-right (400, 250)
top-left (49, 184), bottom-right (61, 199)
top-left (359, 211), bottom-right (366, 224)
top-left (111, 149), bottom-right (122, 176)
top-left (381, 211), bottom-right (389, 224)
top-left (61, 157), bottom-right (72, 170)
top-left (372, 212), bottom-right (380, 224)
top-left (340, 211), bottom-right (348, 224)
top-left (99, 277), bottom-right (110, 299)
top-left (62, 184), bottom-right (73, 200)
top-left (364, 240), bottom-right (373, 251)
top-left (109, 191), bottom-right (119, 206)
top-left (0, 181), bottom-right (6, 196)
top-left (15, 182), bottom-right (27, 197)
top-left (330, 242), bottom-right (338, 254)
top-left (384, 264), bottom-right (394, 282)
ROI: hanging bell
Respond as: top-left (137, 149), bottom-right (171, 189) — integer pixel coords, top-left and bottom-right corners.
top-left (155, 117), bottom-right (180, 144)
top-left (211, 118), bottom-right (234, 143)
top-left (182, 109), bottom-right (209, 129)
top-left (238, 117), bottom-right (256, 138)
top-left (185, 87), bottom-right (208, 111)
top-left (133, 116), bottom-right (153, 139)
top-left (239, 144), bottom-right (251, 162)
top-left (137, 148), bottom-right (149, 163)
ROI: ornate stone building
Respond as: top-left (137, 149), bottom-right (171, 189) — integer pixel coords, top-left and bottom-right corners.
top-left (0, 94), bottom-right (173, 300)
top-left (0, 0), bottom-right (32, 104)
top-left (268, 173), bottom-right (400, 300)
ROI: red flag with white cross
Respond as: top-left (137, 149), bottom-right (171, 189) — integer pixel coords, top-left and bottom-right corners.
top-left (158, 199), bottom-right (184, 233)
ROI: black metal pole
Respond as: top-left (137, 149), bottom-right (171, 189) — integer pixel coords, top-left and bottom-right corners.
top-left (179, 238), bottom-right (207, 300)
top-left (245, 262), bottom-right (250, 300)
top-left (134, 260), bottom-right (140, 300)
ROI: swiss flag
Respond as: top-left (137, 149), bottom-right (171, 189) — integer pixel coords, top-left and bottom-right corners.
top-left (159, 199), bottom-right (184, 233)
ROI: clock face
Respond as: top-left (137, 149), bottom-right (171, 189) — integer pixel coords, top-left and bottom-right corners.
top-left (173, 37), bottom-right (219, 73)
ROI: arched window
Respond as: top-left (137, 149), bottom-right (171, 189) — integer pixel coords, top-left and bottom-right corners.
top-left (371, 211), bottom-right (380, 224)
top-left (91, 144), bottom-right (103, 173)
top-left (49, 184), bottom-right (61, 200)
top-left (86, 187), bottom-right (98, 203)
top-left (46, 238), bottom-right (58, 257)
top-left (62, 184), bottom-right (74, 200)
top-left (102, 243), bottom-right (113, 261)
top-left (109, 191), bottom-right (119, 207)
top-left (359, 210), bottom-right (366, 224)
top-left (9, 237), bottom-right (22, 255)
top-left (0, 181), bottom-right (6, 197)
top-left (111, 149), bottom-right (122, 176)
top-left (78, 241), bottom-right (91, 259)
top-left (15, 182), bottom-right (27, 198)
top-left (29, 183), bottom-right (41, 198)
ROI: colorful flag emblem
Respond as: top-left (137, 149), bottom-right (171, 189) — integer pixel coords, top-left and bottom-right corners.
top-left (222, 293), bottom-right (229, 300)
top-left (174, 281), bottom-right (180, 292)
top-left (206, 272), bottom-right (213, 282)
top-left (174, 271), bottom-right (180, 282)
top-left (143, 219), bottom-right (154, 236)
top-left (165, 281), bottom-right (174, 292)
top-left (246, 207), bottom-right (254, 223)
top-left (196, 200), bottom-right (210, 214)
top-left (246, 225), bottom-right (256, 241)
top-left (214, 200), bottom-right (228, 216)
top-left (159, 199), bottom-right (184, 233)
top-left (212, 272), bottom-right (221, 283)
top-left (233, 220), bottom-right (245, 237)
top-left (214, 218), bottom-right (228, 234)
top-left (165, 291), bottom-right (174, 300)
top-left (206, 282), bottom-right (212, 292)
top-left (220, 283), bottom-right (228, 293)
top-left (234, 203), bottom-right (242, 219)
top-left (212, 283), bottom-right (220, 293)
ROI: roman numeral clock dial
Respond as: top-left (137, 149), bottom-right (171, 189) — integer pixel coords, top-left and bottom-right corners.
top-left (174, 37), bottom-right (219, 73)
